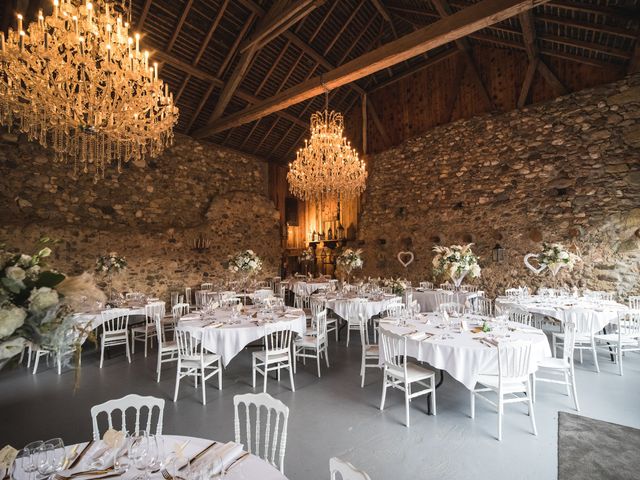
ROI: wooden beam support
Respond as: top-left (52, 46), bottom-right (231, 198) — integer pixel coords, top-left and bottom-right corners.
top-left (370, 0), bottom-right (398, 38)
top-left (193, 0), bottom-right (548, 138)
top-left (186, 83), bottom-right (216, 133)
top-left (136, 0), bottom-right (154, 31)
top-left (361, 93), bottom-right (367, 155)
top-left (537, 60), bottom-right (567, 96)
top-left (218, 13), bottom-right (256, 77)
top-left (629, 37), bottom-right (640, 74)
top-left (444, 52), bottom-right (465, 122)
top-left (432, 0), bottom-right (494, 109)
top-left (517, 57), bottom-right (538, 108)
top-left (194, 0), bottom-right (229, 65)
top-left (367, 98), bottom-right (391, 147)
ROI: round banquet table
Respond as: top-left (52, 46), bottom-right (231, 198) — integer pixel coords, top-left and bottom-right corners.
top-left (318, 293), bottom-right (402, 321)
top-left (287, 279), bottom-right (331, 297)
top-left (179, 306), bottom-right (306, 366)
top-left (495, 296), bottom-right (628, 331)
top-left (37, 435), bottom-right (287, 480)
top-left (412, 289), bottom-right (480, 312)
top-left (73, 304), bottom-right (148, 330)
top-left (378, 313), bottom-right (551, 390)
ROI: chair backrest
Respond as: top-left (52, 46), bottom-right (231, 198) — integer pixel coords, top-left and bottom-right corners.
top-left (419, 281), bottom-right (434, 290)
top-left (461, 285), bottom-right (478, 293)
top-left (314, 310), bottom-right (328, 342)
top-left (508, 309), bottom-right (532, 326)
top-left (101, 308), bottom-right (130, 333)
top-left (234, 392), bottom-right (289, 473)
top-left (172, 303), bottom-right (190, 321)
top-left (619, 310), bottom-right (640, 338)
top-left (629, 296), bottom-right (640, 310)
top-left (497, 341), bottom-right (533, 382)
top-left (153, 314), bottom-right (168, 346)
top-left (561, 322), bottom-right (577, 363)
top-left (380, 330), bottom-right (407, 379)
top-left (310, 298), bottom-right (325, 320)
top-left (264, 297), bottom-right (285, 308)
top-left (201, 282), bottom-right (213, 291)
top-left (295, 294), bottom-right (311, 309)
top-left (435, 290), bottom-right (454, 309)
top-left (175, 327), bottom-right (203, 361)
top-left (90, 394), bottom-right (164, 440)
top-left (264, 327), bottom-right (293, 357)
top-left (385, 301), bottom-right (405, 318)
top-left (440, 302), bottom-right (464, 315)
top-left (474, 297), bottom-right (493, 317)
top-left (330, 457), bottom-right (372, 480)
top-left (505, 288), bottom-right (521, 298)
top-left (568, 309), bottom-right (597, 335)
top-left (440, 283), bottom-right (454, 291)
top-left (145, 302), bottom-right (165, 326)
top-left (184, 287), bottom-right (192, 305)
top-left (194, 290), bottom-right (206, 309)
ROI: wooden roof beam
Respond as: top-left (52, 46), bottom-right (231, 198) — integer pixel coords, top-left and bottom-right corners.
top-left (136, 0), bottom-right (153, 31)
top-left (167, 0), bottom-right (194, 52)
top-left (370, 0), bottom-right (398, 38)
top-left (193, 0), bottom-right (550, 138)
top-left (431, 0), bottom-right (494, 109)
top-left (324, 0), bottom-right (366, 56)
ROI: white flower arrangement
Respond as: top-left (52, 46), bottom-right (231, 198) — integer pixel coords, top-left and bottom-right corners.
top-left (300, 247), bottom-right (315, 262)
top-left (432, 244), bottom-right (481, 281)
top-left (382, 277), bottom-right (407, 296)
top-left (539, 242), bottom-right (581, 272)
top-left (0, 242), bottom-right (105, 372)
top-left (228, 249), bottom-right (263, 274)
top-left (336, 248), bottom-right (364, 272)
top-left (95, 252), bottom-right (127, 275)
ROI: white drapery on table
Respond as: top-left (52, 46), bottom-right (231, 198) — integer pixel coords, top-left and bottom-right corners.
top-left (412, 289), bottom-right (480, 312)
top-left (379, 313), bottom-right (551, 390)
top-left (179, 307), bottom-right (306, 366)
top-left (287, 279), bottom-right (331, 297)
top-left (320, 294), bottom-right (401, 321)
top-left (495, 296), bottom-right (628, 331)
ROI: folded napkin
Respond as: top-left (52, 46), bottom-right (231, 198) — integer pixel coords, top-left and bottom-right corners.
top-left (284, 314), bottom-right (300, 319)
top-left (378, 319), bottom-right (397, 324)
top-left (192, 442), bottom-right (244, 473)
top-left (408, 331), bottom-right (431, 341)
top-left (205, 322), bottom-right (223, 328)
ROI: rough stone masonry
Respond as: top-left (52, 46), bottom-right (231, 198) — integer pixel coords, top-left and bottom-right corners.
top-left (358, 73), bottom-right (640, 299)
top-left (0, 133), bottom-right (281, 298)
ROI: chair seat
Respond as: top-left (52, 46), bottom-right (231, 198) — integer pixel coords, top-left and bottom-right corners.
top-left (131, 325), bottom-right (156, 334)
top-left (160, 341), bottom-right (178, 351)
top-left (295, 335), bottom-right (320, 348)
top-left (387, 362), bottom-right (434, 382)
top-left (594, 334), bottom-right (640, 345)
top-left (180, 353), bottom-right (220, 368)
top-left (537, 357), bottom-right (570, 370)
top-left (364, 344), bottom-right (379, 356)
top-left (554, 332), bottom-right (594, 343)
top-left (253, 350), bottom-right (290, 364)
top-left (103, 331), bottom-right (128, 341)
top-left (476, 374), bottom-right (528, 393)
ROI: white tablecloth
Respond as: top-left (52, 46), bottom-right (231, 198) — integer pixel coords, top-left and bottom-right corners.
top-left (55, 435), bottom-right (286, 480)
top-left (495, 296), bottom-right (628, 331)
top-left (74, 306), bottom-right (147, 330)
top-left (321, 294), bottom-right (401, 321)
top-left (379, 314), bottom-right (551, 390)
top-left (412, 289), bottom-right (480, 312)
top-left (179, 307), bottom-right (306, 366)
top-left (288, 279), bottom-right (331, 297)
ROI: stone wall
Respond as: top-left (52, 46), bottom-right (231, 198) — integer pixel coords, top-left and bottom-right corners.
top-left (0, 133), bottom-right (282, 298)
top-left (358, 74), bottom-right (640, 299)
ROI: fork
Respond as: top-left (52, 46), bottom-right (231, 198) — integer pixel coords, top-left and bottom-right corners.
top-left (160, 469), bottom-right (173, 480)
top-left (224, 452), bottom-right (250, 472)
top-left (52, 468), bottom-right (113, 480)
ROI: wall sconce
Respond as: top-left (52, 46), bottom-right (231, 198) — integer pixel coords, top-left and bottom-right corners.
top-left (492, 243), bottom-right (505, 263)
top-left (192, 234), bottom-right (211, 253)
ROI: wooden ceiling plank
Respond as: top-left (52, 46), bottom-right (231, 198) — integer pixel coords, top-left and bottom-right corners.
top-left (136, 0), bottom-right (154, 30)
top-left (540, 34), bottom-right (632, 60)
top-left (323, 0), bottom-right (366, 56)
top-left (260, 3), bottom-right (322, 48)
top-left (432, 0), bottom-right (494, 109)
top-left (186, 82), bottom-right (216, 133)
top-left (240, 119), bottom-right (262, 149)
top-left (218, 12), bottom-right (256, 78)
top-left (193, 0), bottom-right (229, 65)
top-left (194, 0), bottom-right (550, 138)
top-left (256, 40), bottom-right (291, 96)
top-left (167, 0), bottom-right (194, 53)
top-left (546, 0), bottom-right (640, 23)
top-left (338, 14), bottom-right (379, 65)
top-left (309, 0), bottom-right (340, 43)
top-left (370, 0), bottom-right (398, 38)
top-left (534, 13), bottom-right (638, 41)
top-left (253, 118), bottom-right (279, 154)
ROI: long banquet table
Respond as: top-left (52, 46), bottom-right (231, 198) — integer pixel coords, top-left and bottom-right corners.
top-left (379, 313), bottom-right (551, 390)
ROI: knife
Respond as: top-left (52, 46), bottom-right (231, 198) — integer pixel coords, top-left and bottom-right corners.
top-left (178, 442), bottom-right (217, 471)
top-left (68, 441), bottom-right (94, 470)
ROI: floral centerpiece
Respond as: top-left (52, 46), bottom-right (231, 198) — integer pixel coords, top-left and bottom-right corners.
top-left (228, 250), bottom-right (263, 292)
top-left (95, 252), bottom-right (127, 274)
top-left (336, 248), bottom-right (363, 284)
top-left (539, 242), bottom-right (581, 276)
top-left (0, 241), bottom-right (105, 374)
top-left (382, 277), bottom-right (407, 296)
top-left (300, 247), bottom-right (315, 263)
top-left (432, 244), bottom-right (481, 289)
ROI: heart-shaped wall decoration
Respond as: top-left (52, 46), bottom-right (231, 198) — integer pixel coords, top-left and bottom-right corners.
top-left (397, 251), bottom-right (414, 268)
top-left (524, 253), bottom-right (546, 275)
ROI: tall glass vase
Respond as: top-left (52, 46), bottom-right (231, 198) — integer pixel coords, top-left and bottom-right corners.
top-left (450, 269), bottom-right (469, 291)
top-left (548, 264), bottom-right (563, 290)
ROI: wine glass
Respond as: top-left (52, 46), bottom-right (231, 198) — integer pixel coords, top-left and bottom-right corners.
top-left (20, 441), bottom-right (43, 480)
top-left (147, 435), bottom-right (164, 473)
top-left (129, 431), bottom-right (149, 480)
top-left (35, 438), bottom-right (65, 477)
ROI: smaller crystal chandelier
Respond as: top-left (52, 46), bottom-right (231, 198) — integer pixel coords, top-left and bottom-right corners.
top-left (0, 0), bottom-right (178, 182)
top-left (288, 90), bottom-right (366, 202)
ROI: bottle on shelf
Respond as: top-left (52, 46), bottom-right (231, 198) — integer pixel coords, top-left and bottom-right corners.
top-left (327, 227), bottom-right (333, 240)
top-left (312, 230), bottom-right (317, 242)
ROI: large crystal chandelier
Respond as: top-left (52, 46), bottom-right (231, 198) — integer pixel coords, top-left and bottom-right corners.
top-left (0, 0), bottom-right (178, 182)
top-left (287, 91), bottom-right (366, 201)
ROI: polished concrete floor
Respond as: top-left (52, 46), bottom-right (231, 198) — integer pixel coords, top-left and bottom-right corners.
top-left (1, 333), bottom-right (639, 480)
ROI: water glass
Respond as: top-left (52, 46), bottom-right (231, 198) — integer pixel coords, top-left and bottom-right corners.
top-left (129, 431), bottom-right (150, 480)
top-left (36, 438), bottom-right (65, 476)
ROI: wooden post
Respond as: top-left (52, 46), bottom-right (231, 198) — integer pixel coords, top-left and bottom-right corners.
top-left (362, 94), bottom-right (367, 155)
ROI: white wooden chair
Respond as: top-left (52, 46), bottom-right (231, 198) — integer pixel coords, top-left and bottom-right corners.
top-left (470, 341), bottom-right (537, 441)
top-left (100, 309), bottom-right (131, 368)
top-left (373, 301), bottom-right (404, 342)
top-left (194, 290), bottom-right (207, 310)
top-left (461, 285), bottom-right (479, 293)
top-left (505, 288), bottom-right (522, 299)
top-left (201, 282), bottom-right (213, 291)
top-left (346, 298), bottom-right (367, 347)
top-left (379, 330), bottom-right (436, 427)
top-left (439, 283), bottom-right (454, 291)
top-left (509, 309), bottom-right (532, 326)
top-left (153, 314), bottom-right (178, 382)
top-left (419, 281), bottom-right (434, 290)
top-left (474, 297), bottom-right (494, 317)
top-left (252, 327), bottom-right (295, 392)
top-left (552, 311), bottom-right (600, 372)
top-left (439, 302), bottom-right (465, 315)
top-left (533, 321), bottom-right (579, 410)
top-left (90, 394), bottom-right (164, 440)
top-left (330, 457), bottom-right (372, 480)
top-left (595, 310), bottom-right (640, 376)
top-left (131, 302), bottom-right (163, 357)
top-left (294, 310), bottom-right (329, 377)
top-left (184, 287), bottom-right (192, 308)
top-left (173, 328), bottom-right (222, 405)
top-left (29, 319), bottom-right (89, 375)
top-left (435, 290), bottom-right (454, 310)
top-left (359, 320), bottom-right (380, 388)
top-left (234, 392), bottom-right (289, 474)
top-left (628, 296), bottom-right (640, 310)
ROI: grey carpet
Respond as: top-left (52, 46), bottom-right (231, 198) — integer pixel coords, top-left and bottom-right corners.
top-left (558, 412), bottom-right (640, 480)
